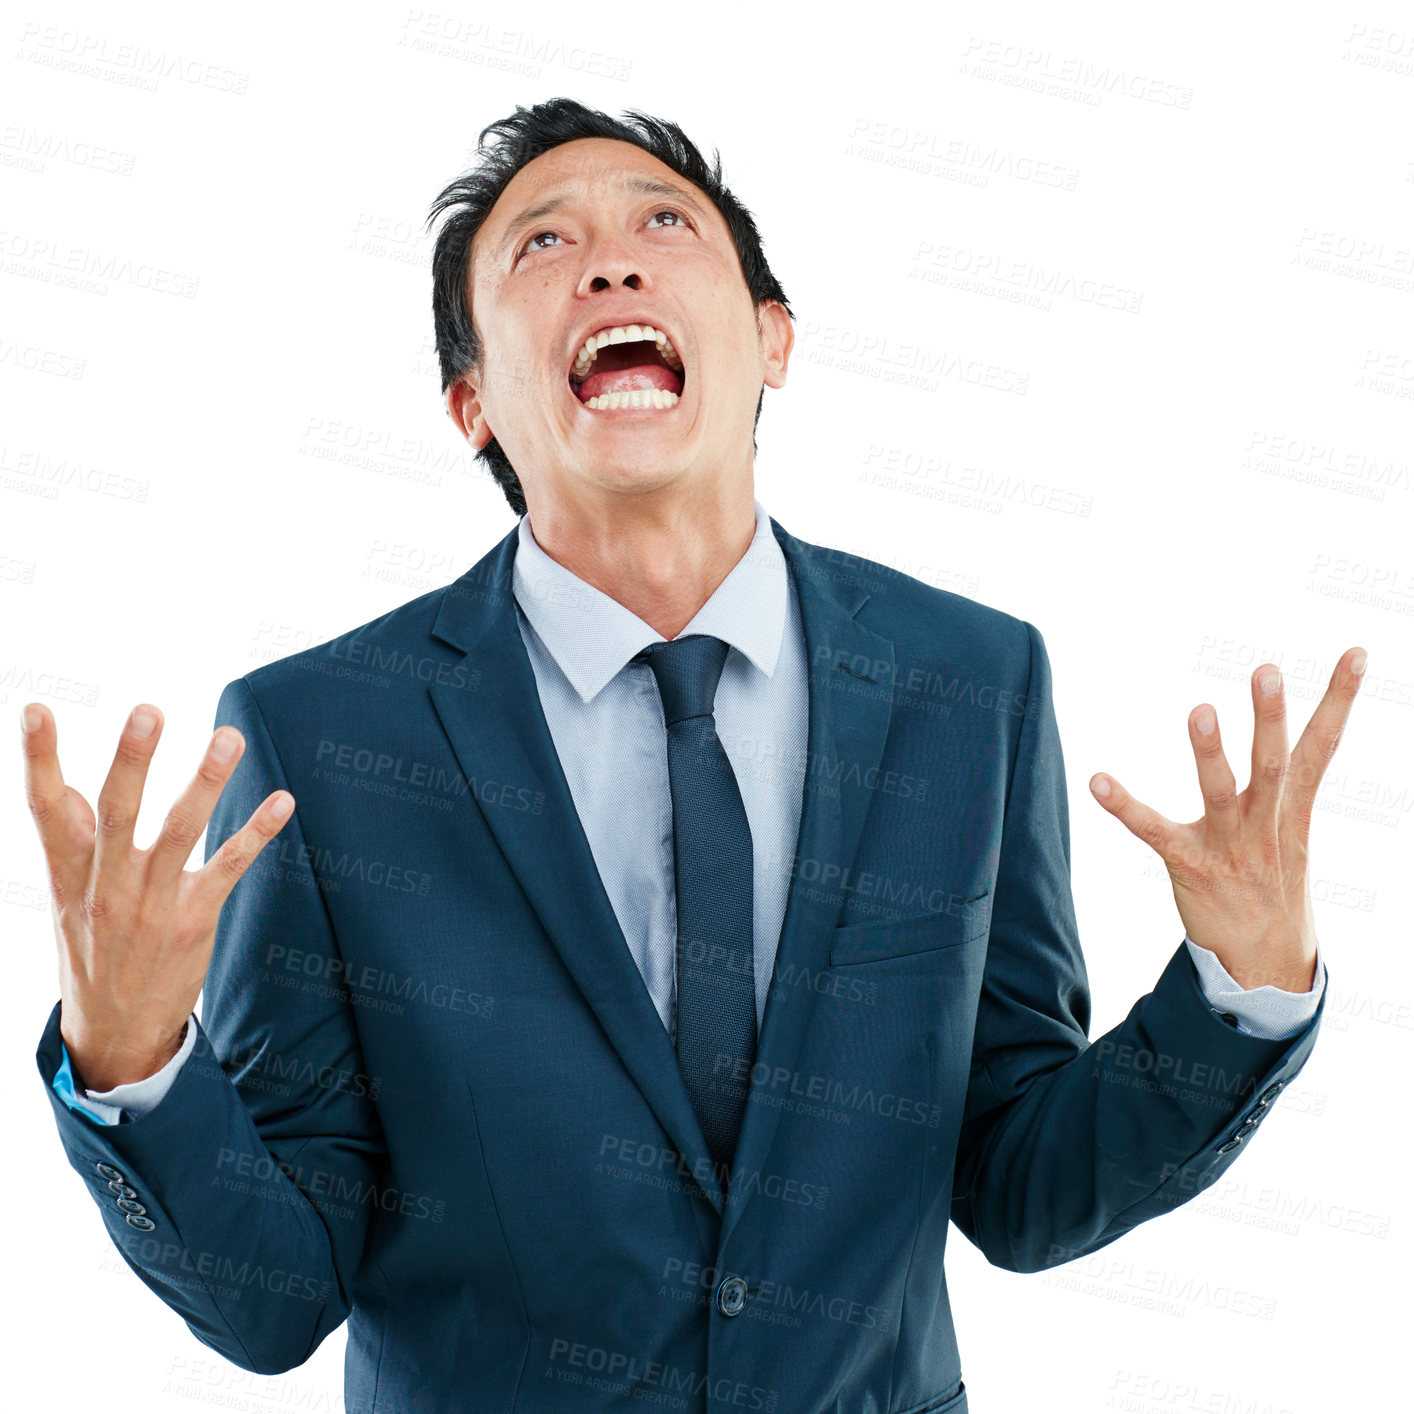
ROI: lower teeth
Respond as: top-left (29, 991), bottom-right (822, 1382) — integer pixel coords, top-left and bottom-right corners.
top-left (585, 389), bottom-right (680, 410)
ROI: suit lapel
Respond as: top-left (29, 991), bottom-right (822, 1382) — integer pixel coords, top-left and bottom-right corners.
top-left (719, 519), bottom-right (896, 1245)
top-left (428, 528), bottom-right (722, 1215)
top-left (426, 517), bottom-right (896, 1236)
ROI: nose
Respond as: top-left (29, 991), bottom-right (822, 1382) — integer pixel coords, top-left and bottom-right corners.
top-left (589, 271), bottom-right (641, 291)
top-left (577, 239), bottom-right (646, 295)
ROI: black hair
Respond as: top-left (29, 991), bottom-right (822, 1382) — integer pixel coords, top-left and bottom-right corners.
top-left (426, 98), bottom-right (793, 517)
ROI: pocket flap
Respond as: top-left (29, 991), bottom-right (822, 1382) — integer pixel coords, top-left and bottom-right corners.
top-left (829, 892), bottom-right (991, 967)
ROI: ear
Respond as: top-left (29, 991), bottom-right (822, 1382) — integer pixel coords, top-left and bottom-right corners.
top-left (758, 301), bottom-right (794, 390)
top-left (446, 373), bottom-right (495, 451)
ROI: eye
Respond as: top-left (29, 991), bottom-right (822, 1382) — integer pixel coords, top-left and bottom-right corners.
top-left (647, 208), bottom-right (688, 229)
top-left (521, 229), bottom-right (562, 256)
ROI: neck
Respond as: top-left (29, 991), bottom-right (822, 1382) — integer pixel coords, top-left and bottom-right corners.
top-left (525, 482), bottom-right (757, 640)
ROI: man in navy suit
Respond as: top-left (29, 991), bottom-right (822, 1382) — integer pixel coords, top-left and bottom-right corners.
top-left (26, 99), bottom-right (1363, 1412)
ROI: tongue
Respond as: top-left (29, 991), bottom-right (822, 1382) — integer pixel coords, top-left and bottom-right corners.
top-left (577, 363), bottom-right (683, 402)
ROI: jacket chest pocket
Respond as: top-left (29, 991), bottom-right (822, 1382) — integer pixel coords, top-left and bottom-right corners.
top-left (829, 891), bottom-right (991, 967)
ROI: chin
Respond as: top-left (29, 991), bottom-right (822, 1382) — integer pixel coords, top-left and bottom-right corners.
top-left (582, 454), bottom-right (690, 495)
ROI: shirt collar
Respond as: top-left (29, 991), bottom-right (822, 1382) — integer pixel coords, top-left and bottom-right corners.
top-left (511, 497), bottom-right (787, 704)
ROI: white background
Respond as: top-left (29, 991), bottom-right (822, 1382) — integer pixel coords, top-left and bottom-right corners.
top-left (4, 2), bottom-right (1410, 1409)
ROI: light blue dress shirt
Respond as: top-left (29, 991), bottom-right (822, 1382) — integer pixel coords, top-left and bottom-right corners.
top-left (56, 497), bottom-right (1325, 1124)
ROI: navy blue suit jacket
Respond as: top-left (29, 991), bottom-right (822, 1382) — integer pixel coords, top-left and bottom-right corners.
top-left (37, 516), bottom-right (1322, 1414)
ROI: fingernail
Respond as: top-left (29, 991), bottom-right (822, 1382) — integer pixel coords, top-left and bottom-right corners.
top-left (1259, 669), bottom-right (1281, 695)
top-left (211, 729), bottom-right (238, 762)
top-left (21, 704), bottom-right (41, 734)
top-left (1195, 707), bottom-right (1216, 735)
top-left (131, 706), bottom-right (158, 738)
top-left (1090, 775), bottom-right (1111, 798)
top-left (1351, 650), bottom-right (1367, 676)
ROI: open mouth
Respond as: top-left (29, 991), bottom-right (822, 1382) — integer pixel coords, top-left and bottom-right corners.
top-left (568, 324), bottom-right (686, 412)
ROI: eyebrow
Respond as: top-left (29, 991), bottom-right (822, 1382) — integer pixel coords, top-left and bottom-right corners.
top-left (495, 174), bottom-right (710, 262)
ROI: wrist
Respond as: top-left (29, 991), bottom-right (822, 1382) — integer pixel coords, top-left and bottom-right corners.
top-left (1226, 952), bottom-right (1318, 993)
top-left (60, 1012), bottom-right (189, 1092)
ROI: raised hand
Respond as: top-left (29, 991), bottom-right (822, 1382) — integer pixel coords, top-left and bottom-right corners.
top-left (21, 701), bottom-right (294, 1092)
top-left (1087, 647), bottom-right (1367, 993)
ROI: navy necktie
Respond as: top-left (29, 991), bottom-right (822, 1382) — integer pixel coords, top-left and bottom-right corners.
top-left (635, 634), bottom-right (757, 1187)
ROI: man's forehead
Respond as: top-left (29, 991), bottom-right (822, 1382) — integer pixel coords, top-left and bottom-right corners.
top-left (478, 139), bottom-right (711, 266)
top-left (510, 136), bottom-right (671, 191)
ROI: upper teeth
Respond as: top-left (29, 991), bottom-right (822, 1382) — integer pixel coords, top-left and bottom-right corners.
top-left (570, 324), bottom-right (684, 382)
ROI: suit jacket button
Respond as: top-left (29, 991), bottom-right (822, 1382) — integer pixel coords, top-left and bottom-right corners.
top-left (108, 1181), bottom-right (137, 1199)
top-left (716, 1276), bottom-right (748, 1317)
top-left (125, 1214), bottom-right (156, 1231)
top-left (96, 1162), bottom-right (126, 1182)
top-left (117, 1198), bottom-right (147, 1216)
top-left (1256, 1081), bottom-right (1285, 1106)
top-left (1216, 1138), bottom-right (1243, 1154)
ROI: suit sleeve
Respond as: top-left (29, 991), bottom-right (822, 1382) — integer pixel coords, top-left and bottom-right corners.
top-left (35, 675), bottom-right (388, 1373)
top-left (949, 621), bottom-right (1323, 1273)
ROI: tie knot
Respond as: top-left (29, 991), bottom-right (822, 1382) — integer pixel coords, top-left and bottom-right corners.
top-left (635, 634), bottom-right (730, 727)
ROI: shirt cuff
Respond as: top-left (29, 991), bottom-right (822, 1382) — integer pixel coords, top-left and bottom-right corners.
top-left (53, 1015), bottom-right (199, 1125)
top-left (52, 1044), bottom-right (124, 1127)
top-left (1184, 934), bottom-right (1327, 1040)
